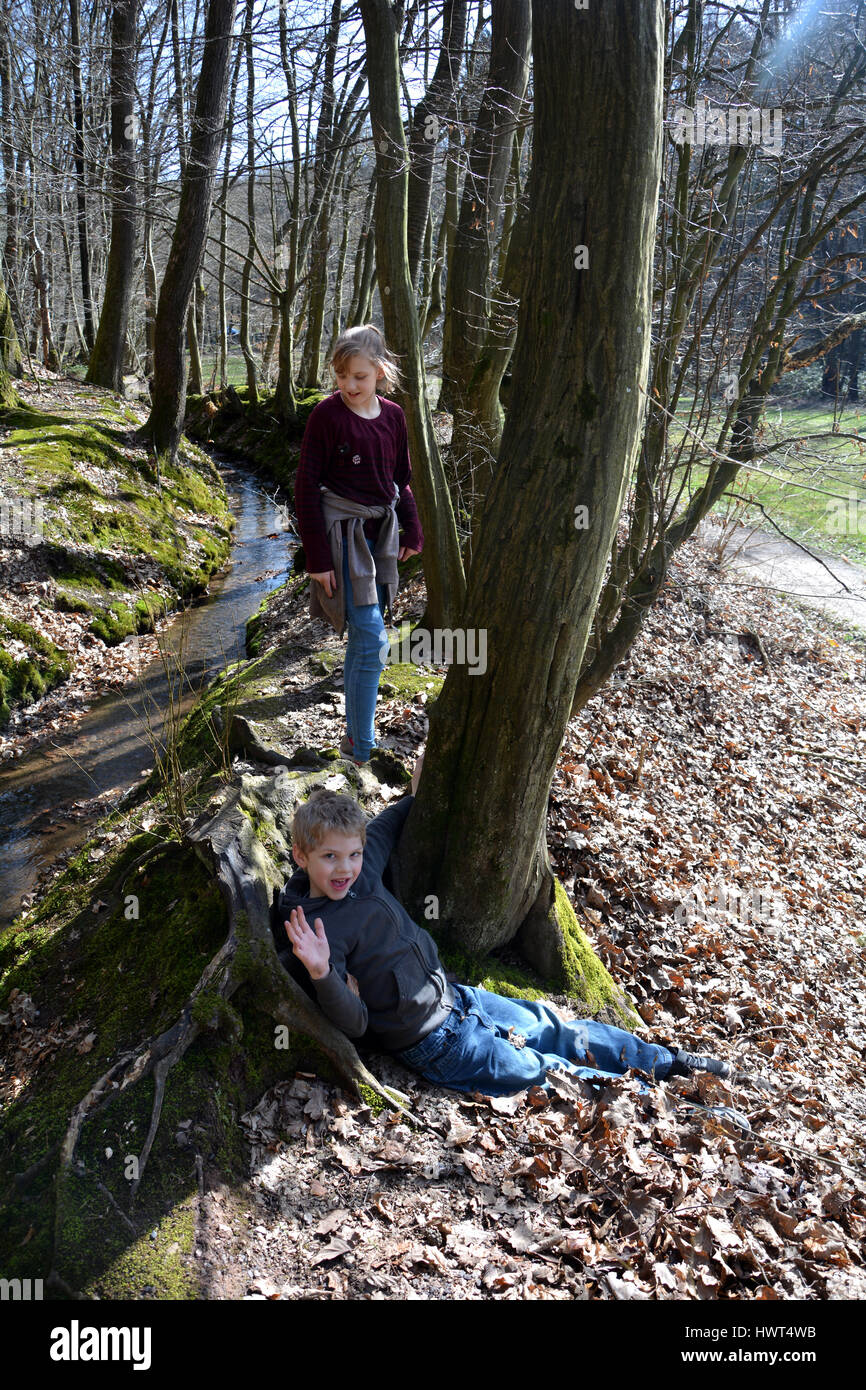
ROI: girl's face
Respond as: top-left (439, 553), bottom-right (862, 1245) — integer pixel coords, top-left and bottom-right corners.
top-left (335, 354), bottom-right (384, 409)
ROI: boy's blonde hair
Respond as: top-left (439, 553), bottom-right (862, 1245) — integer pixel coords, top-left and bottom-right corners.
top-left (291, 789), bottom-right (368, 854)
top-left (329, 323), bottom-right (404, 396)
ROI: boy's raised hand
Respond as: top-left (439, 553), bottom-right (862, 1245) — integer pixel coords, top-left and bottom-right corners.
top-left (284, 906), bottom-right (330, 980)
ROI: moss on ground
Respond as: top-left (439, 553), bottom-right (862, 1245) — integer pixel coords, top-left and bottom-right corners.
top-left (0, 813), bottom-right (322, 1296)
top-left (0, 613), bottom-right (73, 726)
top-left (438, 941), bottom-right (549, 1002)
top-left (0, 396), bottom-right (235, 723)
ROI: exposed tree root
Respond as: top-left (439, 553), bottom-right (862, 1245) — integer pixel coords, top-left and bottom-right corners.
top-left (48, 762), bottom-right (414, 1285)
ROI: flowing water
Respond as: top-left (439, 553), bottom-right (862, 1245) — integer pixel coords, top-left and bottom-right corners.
top-left (0, 456), bottom-right (293, 928)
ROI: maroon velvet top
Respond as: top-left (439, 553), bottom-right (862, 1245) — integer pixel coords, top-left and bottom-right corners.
top-left (294, 391), bottom-right (424, 574)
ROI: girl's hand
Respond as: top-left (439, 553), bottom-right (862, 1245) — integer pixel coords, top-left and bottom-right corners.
top-left (310, 570), bottom-right (337, 598)
top-left (284, 907), bottom-right (330, 980)
top-left (398, 547), bottom-right (420, 562)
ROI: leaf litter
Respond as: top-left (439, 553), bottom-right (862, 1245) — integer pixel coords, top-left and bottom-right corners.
top-left (195, 541), bottom-right (866, 1301)
top-left (4, 395), bottom-right (866, 1299)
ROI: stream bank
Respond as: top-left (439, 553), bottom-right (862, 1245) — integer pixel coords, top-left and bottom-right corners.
top-left (0, 376), bottom-right (305, 928)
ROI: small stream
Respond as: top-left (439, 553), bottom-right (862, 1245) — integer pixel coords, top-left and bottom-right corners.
top-left (0, 455), bottom-right (293, 928)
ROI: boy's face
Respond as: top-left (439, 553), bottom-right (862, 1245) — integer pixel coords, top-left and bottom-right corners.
top-left (292, 830), bottom-right (364, 900)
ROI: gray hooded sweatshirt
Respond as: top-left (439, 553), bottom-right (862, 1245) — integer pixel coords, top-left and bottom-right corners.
top-left (308, 484), bottom-right (400, 638)
top-left (276, 794), bottom-right (454, 1051)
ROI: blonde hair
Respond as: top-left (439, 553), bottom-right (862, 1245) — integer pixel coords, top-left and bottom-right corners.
top-left (329, 324), bottom-right (404, 396)
top-left (291, 789), bottom-right (368, 854)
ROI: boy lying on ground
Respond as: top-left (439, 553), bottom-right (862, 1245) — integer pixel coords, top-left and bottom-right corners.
top-left (277, 769), bottom-right (752, 1123)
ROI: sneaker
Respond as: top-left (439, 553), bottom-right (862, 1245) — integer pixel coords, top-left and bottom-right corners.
top-left (339, 734), bottom-right (354, 757)
top-left (667, 1048), bottom-right (732, 1081)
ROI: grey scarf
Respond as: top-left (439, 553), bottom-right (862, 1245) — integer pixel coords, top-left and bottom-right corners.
top-left (308, 483), bottom-right (400, 637)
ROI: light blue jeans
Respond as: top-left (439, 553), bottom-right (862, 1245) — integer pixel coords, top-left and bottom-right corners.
top-left (394, 983), bottom-right (676, 1097)
top-left (342, 536), bottom-right (388, 761)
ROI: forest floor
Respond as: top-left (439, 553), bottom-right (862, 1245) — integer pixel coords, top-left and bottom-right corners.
top-left (3, 373), bottom-right (866, 1300)
top-left (184, 526), bottom-right (866, 1302)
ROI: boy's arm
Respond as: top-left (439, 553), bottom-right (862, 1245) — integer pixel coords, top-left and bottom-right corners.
top-left (362, 794), bottom-right (414, 883)
top-left (312, 967), bottom-right (368, 1039)
top-left (285, 906), bottom-right (368, 1038)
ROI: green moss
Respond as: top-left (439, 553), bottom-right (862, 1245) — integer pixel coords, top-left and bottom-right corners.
top-left (85, 1204), bottom-right (198, 1301)
top-left (554, 878), bottom-right (639, 1027)
top-left (438, 942), bottom-right (548, 1002)
top-left (0, 397), bottom-right (234, 644)
top-left (89, 591), bottom-right (168, 645)
top-left (0, 612), bottom-right (72, 726)
top-left (190, 990), bottom-right (243, 1039)
top-left (358, 1082), bottom-right (387, 1115)
top-left (53, 587), bottom-right (95, 616)
top-left (310, 647), bottom-right (342, 675)
top-left (357, 1083), bottom-right (407, 1117)
top-left (380, 663), bottom-right (444, 701)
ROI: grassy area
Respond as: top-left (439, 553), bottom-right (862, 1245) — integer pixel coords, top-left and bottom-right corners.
top-left (672, 400), bottom-right (866, 565)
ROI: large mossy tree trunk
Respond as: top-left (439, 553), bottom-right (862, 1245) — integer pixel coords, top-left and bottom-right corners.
top-left (395, 0), bottom-right (664, 999)
top-left (86, 0), bottom-right (138, 390)
top-left (137, 0), bottom-right (236, 460)
top-left (359, 0), bottom-right (466, 630)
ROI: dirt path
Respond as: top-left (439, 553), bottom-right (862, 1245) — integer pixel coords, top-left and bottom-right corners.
top-left (702, 519), bottom-right (866, 637)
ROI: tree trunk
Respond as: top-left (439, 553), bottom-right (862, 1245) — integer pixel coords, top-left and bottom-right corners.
top-left (346, 176), bottom-right (378, 327)
top-left (439, 0), bottom-right (530, 492)
top-left (137, 0), bottom-right (236, 460)
top-left (186, 281), bottom-right (204, 395)
top-left (396, 0), bottom-right (663, 993)
top-left (87, 0), bottom-right (139, 390)
top-left (29, 227), bottom-right (59, 370)
top-left (359, 0), bottom-right (466, 631)
top-left (326, 163), bottom-right (352, 360)
top-left (274, 285), bottom-right (298, 421)
top-left (59, 210), bottom-right (88, 359)
top-left (0, 3), bottom-right (23, 342)
top-left (405, 0), bottom-right (468, 292)
top-left (0, 261), bottom-right (22, 396)
top-left (69, 0), bottom-right (96, 352)
top-left (239, 0), bottom-right (259, 402)
top-left (299, 201), bottom-right (330, 388)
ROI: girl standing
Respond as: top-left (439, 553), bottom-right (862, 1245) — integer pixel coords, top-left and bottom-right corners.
top-left (294, 325), bottom-right (423, 765)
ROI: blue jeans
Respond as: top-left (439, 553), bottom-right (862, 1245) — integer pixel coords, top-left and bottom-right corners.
top-left (394, 983), bottom-right (676, 1097)
top-left (342, 537), bottom-right (388, 760)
